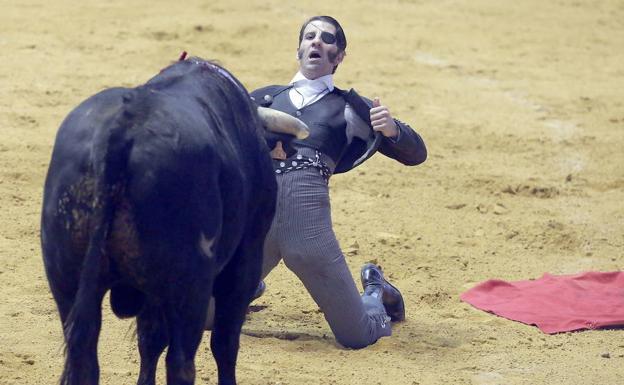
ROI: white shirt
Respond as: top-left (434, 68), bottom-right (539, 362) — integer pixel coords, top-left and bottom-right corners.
top-left (289, 72), bottom-right (334, 109)
top-left (287, 72), bottom-right (399, 144)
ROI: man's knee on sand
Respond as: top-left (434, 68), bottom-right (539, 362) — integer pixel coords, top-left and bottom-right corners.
top-left (337, 335), bottom-right (373, 349)
top-left (331, 291), bottom-right (393, 348)
top-left (334, 322), bottom-right (391, 349)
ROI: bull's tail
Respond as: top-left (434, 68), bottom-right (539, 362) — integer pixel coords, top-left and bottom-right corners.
top-left (61, 91), bottom-right (136, 385)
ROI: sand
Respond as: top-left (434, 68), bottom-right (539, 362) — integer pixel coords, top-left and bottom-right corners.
top-left (1, 0), bottom-right (623, 384)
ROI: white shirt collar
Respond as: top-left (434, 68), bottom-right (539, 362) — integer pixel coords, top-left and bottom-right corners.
top-left (290, 72), bottom-right (335, 92)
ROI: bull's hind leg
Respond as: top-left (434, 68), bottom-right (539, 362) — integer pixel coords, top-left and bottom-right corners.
top-left (42, 229), bottom-right (104, 385)
top-left (162, 275), bottom-right (212, 385)
top-left (211, 226), bottom-right (268, 385)
top-left (137, 302), bottom-right (168, 385)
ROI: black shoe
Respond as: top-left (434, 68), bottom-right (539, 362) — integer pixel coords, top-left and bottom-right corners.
top-left (360, 263), bottom-right (405, 322)
top-left (251, 280), bottom-right (266, 302)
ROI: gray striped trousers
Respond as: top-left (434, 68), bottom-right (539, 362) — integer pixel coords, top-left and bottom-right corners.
top-left (262, 161), bottom-right (392, 349)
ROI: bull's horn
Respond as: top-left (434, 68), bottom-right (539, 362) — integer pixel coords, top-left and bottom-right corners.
top-left (257, 107), bottom-right (309, 139)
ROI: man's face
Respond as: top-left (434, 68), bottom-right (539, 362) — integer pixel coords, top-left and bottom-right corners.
top-left (297, 20), bottom-right (344, 79)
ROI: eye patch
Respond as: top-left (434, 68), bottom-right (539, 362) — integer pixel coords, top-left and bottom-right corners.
top-left (320, 31), bottom-right (337, 45)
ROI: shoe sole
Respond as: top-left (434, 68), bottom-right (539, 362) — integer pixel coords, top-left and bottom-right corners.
top-left (383, 279), bottom-right (406, 322)
top-left (361, 263), bottom-right (405, 322)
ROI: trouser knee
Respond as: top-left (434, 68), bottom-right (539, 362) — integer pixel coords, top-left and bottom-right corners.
top-left (335, 332), bottom-right (376, 349)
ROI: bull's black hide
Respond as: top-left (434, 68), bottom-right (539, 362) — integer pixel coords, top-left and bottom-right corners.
top-left (41, 57), bottom-right (277, 385)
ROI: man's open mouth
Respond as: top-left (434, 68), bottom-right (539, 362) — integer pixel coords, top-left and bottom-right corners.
top-left (309, 52), bottom-right (321, 59)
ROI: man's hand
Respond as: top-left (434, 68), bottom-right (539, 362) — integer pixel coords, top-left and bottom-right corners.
top-left (270, 141), bottom-right (288, 160)
top-left (370, 97), bottom-right (398, 138)
top-left (264, 132), bottom-right (297, 159)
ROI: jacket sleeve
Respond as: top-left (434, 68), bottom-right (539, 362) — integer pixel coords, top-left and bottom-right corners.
top-left (378, 119), bottom-right (427, 166)
top-left (356, 93), bottom-right (427, 166)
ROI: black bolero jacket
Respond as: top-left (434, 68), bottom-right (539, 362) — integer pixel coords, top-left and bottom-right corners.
top-left (250, 85), bottom-right (427, 174)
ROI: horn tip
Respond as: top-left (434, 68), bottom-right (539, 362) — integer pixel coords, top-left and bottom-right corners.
top-left (296, 130), bottom-right (310, 139)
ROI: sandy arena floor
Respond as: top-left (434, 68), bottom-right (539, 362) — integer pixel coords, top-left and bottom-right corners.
top-left (1, 0), bottom-right (623, 384)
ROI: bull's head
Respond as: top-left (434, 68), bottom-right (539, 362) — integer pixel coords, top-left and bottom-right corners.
top-left (173, 53), bottom-right (309, 141)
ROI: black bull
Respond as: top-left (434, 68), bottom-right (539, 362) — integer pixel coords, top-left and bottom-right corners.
top-left (41, 58), bottom-right (277, 385)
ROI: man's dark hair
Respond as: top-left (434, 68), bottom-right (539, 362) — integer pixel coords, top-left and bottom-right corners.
top-left (298, 15), bottom-right (347, 53)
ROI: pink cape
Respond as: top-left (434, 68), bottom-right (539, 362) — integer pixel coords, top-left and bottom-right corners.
top-left (460, 271), bottom-right (624, 334)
